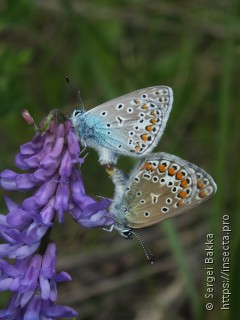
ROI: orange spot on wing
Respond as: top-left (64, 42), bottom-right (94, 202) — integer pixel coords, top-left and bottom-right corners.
top-left (145, 162), bottom-right (152, 171)
top-left (168, 167), bottom-right (175, 176)
top-left (150, 118), bottom-right (157, 124)
top-left (150, 111), bottom-right (156, 116)
top-left (135, 145), bottom-right (141, 152)
top-left (146, 125), bottom-right (153, 132)
top-left (180, 179), bottom-right (188, 188)
top-left (140, 162), bottom-right (147, 170)
top-left (199, 191), bottom-right (207, 198)
top-left (150, 165), bottom-right (155, 172)
top-left (141, 134), bottom-right (148, 142)
top-left (197, 180), bottom-right (204, 189)
top-left (177, 200), bottom-right (184, 207)
top-left (134, 99), bottom-right (140, 104)
top-left (178, 190), bottom-right (188, 199)
top-left (176, 172), bottom-right (183, 180)
top-left (158, 164), bottom-right (166, 172)
top-left (141, 104), bottom-right (148, 110)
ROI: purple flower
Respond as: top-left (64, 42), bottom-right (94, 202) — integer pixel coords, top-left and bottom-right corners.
top-left (0, 243), bottom-right (77, 319)
top-left (0, 110), bottom-right (114, 318)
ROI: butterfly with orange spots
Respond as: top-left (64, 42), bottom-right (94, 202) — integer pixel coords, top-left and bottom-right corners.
top-left (109, 152), bottom-right (217, 239)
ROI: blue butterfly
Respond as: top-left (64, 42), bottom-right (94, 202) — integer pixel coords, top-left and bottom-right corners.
top-left (71, 87), bottom-right (173, 165)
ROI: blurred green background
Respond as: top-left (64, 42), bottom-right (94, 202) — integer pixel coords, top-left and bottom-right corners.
top-left (0, 0), bottom-right (239, 319)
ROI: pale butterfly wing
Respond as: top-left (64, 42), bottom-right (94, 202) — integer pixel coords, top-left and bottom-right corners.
top-left (116, 152), bottom-right (217, 228)
top-left (84, 86), bottom-right (173, 155)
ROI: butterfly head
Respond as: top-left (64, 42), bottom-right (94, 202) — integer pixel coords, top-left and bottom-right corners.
top-left (113, 222), bottom-right (133, 239)
top-left (72, 109), bottom-right (84, 117)
top-left (71, 109), bottom-right (85, 127)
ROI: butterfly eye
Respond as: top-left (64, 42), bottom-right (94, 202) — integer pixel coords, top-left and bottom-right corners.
top-left (121, 229), bottom-right (133, 239)
top-left (73, 110), bottom-right (82, 116)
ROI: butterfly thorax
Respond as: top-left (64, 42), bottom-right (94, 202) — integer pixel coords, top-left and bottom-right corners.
top-left (72, 111), bottom-right (100, 145)
top-left (111, 199), bottom-right (135, 238)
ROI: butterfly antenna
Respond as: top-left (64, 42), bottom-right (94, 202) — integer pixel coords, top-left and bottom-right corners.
top-left (133, 231), bottom-right (157, 264)
top-left (65, 75), bottom-right (84, 111)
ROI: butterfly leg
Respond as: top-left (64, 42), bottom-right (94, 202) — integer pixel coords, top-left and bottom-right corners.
top-left (101, 224), bottom-right (114, 232)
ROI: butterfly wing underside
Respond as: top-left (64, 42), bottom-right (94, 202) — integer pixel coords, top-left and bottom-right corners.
top-left (118, 152), bottom-right (217, 228)
top-left (85, 87), bottom-right (173, 155)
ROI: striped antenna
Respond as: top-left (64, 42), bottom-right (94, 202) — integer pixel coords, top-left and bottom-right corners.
top-left (65, 75), bottom-right (84, 111)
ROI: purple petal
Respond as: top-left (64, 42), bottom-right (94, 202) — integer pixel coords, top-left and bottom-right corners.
top-left (69, 196), bottom-right (96, 220)
top-left (58, 151), bottom-right (72, 179)
top-left (36, 225), bottom-right (48, 241)
top-left (49, 280), bottom-right (57, 301)
top-left (0, 278), bottom-right (13, 291)
top-left (0, 244), bottom-right (16, 258)
top-left (66, 121), bottom-right (80, 158)
top-left (4, 197), bottom-right (18, 211)
top-left (40, 137), bottom-right (64, 168)
top-left (11, 243), bottom-right (39, 259)
top-left (24, 149), bottom-right (51, 169)
top-left (15, 153), bottom-right (31, 170)
top-left (66, 130), bottom-right (80, 157)
top-left (0, 170), bottom-right (17, 190)
top-left (70, 169), bottom-right (85, 195)
top-left (20, 135), bottom-right (45, 155)
top-left (54, 271), bottom-right (71, 282)
top-left (41, 243), bottom-right (56, 278)
top-left (54, 183), bottom-right (70, 222)
top-left (0, 259), bottom-right (24, 277)
top-left (9, 277), bottom-right (21, 291)
top-left (39, 275), bottom-right (50, 300)
top-left (15, 174), bottom-right (39, 191)
top-left (56, 123), bottom-right (65, 138)
top-left (0, 228), bottom-right (20, 244)
top-left (22, 196), bottom-right (43, 211)
top-left (24, 294), bottom-right (41, 320)
top-left (34, 174), bottom-right (58, 207)
top-left (40, 198), bottom-right (55, 225)
top-left (33, 157), bottom-right (61, 182)
top-left (24, 134), bottom-right (55, 168)
top-left (24, 222), bottom-right (48, 243)
top-left (20, 254), bottom-right (42, 292)
top-left (81, 199), bottom-right (111, 218)
top-left (19, 289), bottom-right (36, 308)
top-left (78, 210), bottom-right (113, 228)
top-left (6, 208), bottom-right (33, 227)
top-left (44, 305), bottom-right (78, 318)
top-left (0, 214), bottom-right (7, 225)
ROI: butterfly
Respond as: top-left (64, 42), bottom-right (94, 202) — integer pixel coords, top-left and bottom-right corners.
top-left (108, 152), bottom-right (217, 240)
top-left (71, 86), bottom-right (173, 165)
